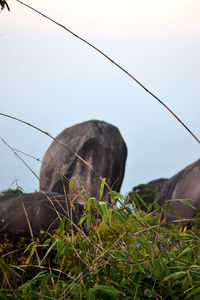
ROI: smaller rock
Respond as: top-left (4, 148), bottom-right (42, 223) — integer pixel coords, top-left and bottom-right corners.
top-left (155, 159), bottom-right (200, 225)
top-left (0, 192), bottom-right (87, 237)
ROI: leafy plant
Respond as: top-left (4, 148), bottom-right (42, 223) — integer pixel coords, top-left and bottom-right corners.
top-left (127, 183), bottom-right (156, 211)
top-left (0, 191), bottom-right (200, 299)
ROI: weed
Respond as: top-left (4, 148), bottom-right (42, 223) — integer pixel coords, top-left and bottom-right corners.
top-left (0, 191), bottom-right (200, 299)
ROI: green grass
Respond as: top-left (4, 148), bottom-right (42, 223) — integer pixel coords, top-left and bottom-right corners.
top-left (0, 190), bottom-right (200, 299)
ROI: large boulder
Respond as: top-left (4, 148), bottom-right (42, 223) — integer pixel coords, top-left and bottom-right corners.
top-left (155, 159), bottom-right (200, 225)
top-left (40, 120), bottom-right (127, 203)
top-left (0, 192), bottom-right (86, 236)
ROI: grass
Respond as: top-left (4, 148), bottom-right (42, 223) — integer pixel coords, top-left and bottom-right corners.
top-left (0, 188), bottom-right (200, 299)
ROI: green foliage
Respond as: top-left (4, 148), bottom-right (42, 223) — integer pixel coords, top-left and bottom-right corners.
top-left (0, 192), bottom-right (200, 299)
top-left (99, 177), bottom-right (106, 200)
top-left (127, 183), bottom-right (156, 211)
top-left (167, 198), bottom-right (197, 210)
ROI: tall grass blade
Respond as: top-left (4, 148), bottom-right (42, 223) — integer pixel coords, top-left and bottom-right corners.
top-left (167, 199), bottom-right (197, 210)
top-left (99, 178), bottom-right (106, 200)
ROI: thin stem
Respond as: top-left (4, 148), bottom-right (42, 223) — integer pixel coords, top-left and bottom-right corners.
top-left (0, 112), bottom-right (111, 192)
top-left (15, 0), bottom-right (200, 145)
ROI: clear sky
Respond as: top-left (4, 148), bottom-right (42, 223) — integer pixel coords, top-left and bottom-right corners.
top-left (1, 0), bottom-right (200, 194)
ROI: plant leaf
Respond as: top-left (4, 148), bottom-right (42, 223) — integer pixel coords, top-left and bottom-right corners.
top-left (167, 199), bottom-right (197, 210)
top-left (177, 245), bottom-right (194, 259)
top-left (112, 209), bottom-right (127, 223)
top-left (186, 286), bottom-right (200, 298)
top-left (90, 284), bottom-right (122, 296)
top-left (99, 201), bottom-right (108, 224)
top-left (163, 271), bottom-right (186, 281)
top-left (100, 178), bottom-right (106, 200)
top-left (41, 239), bottom-right (58, 263)
top-left (68, 177), bottom-right (74, 193)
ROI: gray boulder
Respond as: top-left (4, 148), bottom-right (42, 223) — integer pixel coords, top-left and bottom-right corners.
top-left (0, 192), bottom-right (86, 236)
top-left (40, 120), bottom-right (127, 203)
top-left (155, 159), bottom-right (200, 225)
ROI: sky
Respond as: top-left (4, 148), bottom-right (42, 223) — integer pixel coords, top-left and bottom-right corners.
top-left (1, 0), bottom-right (200, 194)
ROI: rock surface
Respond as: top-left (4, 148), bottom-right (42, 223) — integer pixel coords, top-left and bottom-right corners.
top-left (147, 178), bottom-right (168, 194)
top-left (0, 192), bottom-right (86, 236)
top-left (155, 159), bottom-right (200, 224)
top-left (40, 120), bottom-right (127, 203)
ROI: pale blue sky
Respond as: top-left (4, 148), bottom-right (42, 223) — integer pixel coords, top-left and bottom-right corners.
top-left (1, 0), bottom-right (200, 193)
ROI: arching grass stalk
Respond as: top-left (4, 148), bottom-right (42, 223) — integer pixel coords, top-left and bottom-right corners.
top-left (14, 0), bottom-right (200, 145)
top-left (0, 112), bottom-right (112, 194)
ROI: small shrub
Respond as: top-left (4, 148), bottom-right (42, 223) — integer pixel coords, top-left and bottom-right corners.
top-left (0, 187), bottom-right (23, 195)
top-left (127, 183), bottom-right (156, 211)
top-left (0, 192), bottom-right (200, 299)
